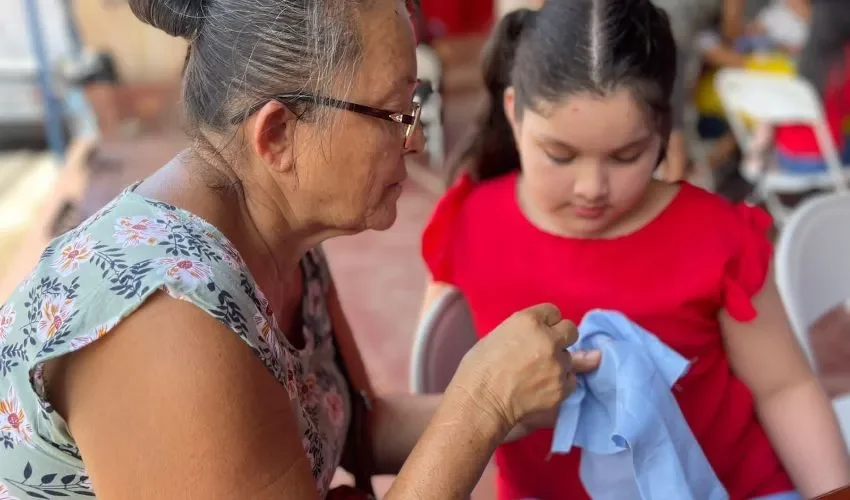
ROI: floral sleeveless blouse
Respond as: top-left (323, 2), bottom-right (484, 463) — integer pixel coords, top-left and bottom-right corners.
top-left (0, 186), bottom-right (351, 499)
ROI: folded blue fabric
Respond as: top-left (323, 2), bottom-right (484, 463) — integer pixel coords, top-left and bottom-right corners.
top-left (551, 309), bottom-right (728, 500)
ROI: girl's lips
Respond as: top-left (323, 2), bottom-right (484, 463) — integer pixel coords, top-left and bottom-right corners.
top-left (572, 205), bottom-right (606, 219)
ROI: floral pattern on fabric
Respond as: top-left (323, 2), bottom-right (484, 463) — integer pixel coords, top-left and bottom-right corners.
top-left (0, 186), bottom-right (350, 498)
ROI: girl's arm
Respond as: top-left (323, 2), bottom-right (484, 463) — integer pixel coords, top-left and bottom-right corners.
top-left (720, 267), bottom-right (850, 497)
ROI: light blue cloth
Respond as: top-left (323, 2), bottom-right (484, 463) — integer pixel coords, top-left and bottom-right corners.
top-left (753, 492), bottom-right (803, 500)
top-left (551, 309), bottom-right (729, 500)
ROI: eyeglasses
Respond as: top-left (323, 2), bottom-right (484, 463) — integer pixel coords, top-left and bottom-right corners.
top-left (233, 93), bottom-right (422, 148)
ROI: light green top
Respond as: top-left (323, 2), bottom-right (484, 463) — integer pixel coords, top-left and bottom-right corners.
top-left (0, 186), bottom-right (350, 499)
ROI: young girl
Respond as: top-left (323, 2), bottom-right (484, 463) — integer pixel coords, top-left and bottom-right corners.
top-left (421, 1), bottom-right (850, 499)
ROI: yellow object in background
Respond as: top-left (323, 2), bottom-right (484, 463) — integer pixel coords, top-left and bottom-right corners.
top-left (694, 53), bottom-right (796, 119)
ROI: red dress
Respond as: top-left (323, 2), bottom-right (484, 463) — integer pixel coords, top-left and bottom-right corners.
top-left (421, 172), bottom-right (794, 500)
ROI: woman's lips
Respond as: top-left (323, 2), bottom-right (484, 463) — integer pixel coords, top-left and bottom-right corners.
top-left (389, 169), bottom-right (408, 187)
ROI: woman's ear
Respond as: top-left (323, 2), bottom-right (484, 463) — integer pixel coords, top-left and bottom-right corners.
top-left (249, 100), bottom-right (297, 174)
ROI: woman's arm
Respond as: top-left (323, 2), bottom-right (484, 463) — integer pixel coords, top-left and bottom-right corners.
top-left (328, 282), bottom-right (600, 475)
top-left (328, 279), bottom-right (580, 476)
top-left (54, 291), bottom-right (523, 499)
top-left (326, 278), bottom-right (441, 475)
top-left (50, 292), bottom-right (325, 499)
top-left (720, 268), bottom-right (850, 497)
top-left (385, 384), bottom-right (508, 499)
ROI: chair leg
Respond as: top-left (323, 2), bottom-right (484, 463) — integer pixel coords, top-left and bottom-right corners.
top-left (745, 181), bottom-right (764, 205)
top-left (426, 121), bottom-right (445, 167)
top-left (763, 189), bottom-right (790, 227)
top-left (419, 93), bottom-right (444, 168)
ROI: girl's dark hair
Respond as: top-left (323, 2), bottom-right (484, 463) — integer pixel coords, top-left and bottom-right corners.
top-left (447, 0), bottom-right (677, 184)
top-left (798, 0), bottom-right (850, 98)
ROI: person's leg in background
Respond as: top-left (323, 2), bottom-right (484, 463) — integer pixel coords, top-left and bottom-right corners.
top-left (652, 0), bottom-right (701, 182)
top-left (797, 0), bottom-right (850, 91)
top-left (652, 0), bottom-right (728, 183)
top-left (691, 30), bottom-right (748, 177)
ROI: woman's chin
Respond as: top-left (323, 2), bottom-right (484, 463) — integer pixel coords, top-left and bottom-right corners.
top-left (373, 184), bottom-right (404, 229)
top-left (354, 183), bottom-right (402, 231)
top-left (367, 203), bottom-right (400, 231)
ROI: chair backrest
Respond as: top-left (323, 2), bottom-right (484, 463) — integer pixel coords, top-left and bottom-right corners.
top-left (416, 44), bottom-right (442, 92)
top-left (775, 191), bottom-right (850, 368)
top-left (714, 69), bottom-right (847, 186)
top-left (410, 286), bottom-right (478, 394)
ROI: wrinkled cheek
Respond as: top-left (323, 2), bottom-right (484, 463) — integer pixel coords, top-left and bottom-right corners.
top-left (365, 159), bottom-right (392, 206)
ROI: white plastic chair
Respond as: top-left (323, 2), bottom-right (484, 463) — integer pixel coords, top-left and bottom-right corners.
top-left (410, 286), bottom-right (478, 394)
top-left (415, 44), bottom-right (445, 168)
top-left (775, 191), bottom-right (850, 447)
top-left (714, 69), bottom-right (849, 226)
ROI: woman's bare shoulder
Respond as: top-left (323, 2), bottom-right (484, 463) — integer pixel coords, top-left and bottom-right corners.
top-left (48, 290), bottom-right (318, 499)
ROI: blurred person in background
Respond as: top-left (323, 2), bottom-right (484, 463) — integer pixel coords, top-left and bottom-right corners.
top-left (742, 0), bottom-right (849, 178)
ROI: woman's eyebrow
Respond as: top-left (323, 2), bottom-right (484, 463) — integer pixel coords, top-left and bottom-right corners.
top-left (374, 75), bottom-right (418, 105)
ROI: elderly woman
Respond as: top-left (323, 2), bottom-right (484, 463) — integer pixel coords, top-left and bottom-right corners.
top-left (0, 0), bottom-right (598, 499)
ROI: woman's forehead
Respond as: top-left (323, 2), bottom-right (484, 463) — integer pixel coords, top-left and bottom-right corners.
top-left (351, 1), bottom-right (417, 99)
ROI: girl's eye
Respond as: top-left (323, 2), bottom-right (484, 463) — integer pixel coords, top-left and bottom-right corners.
top-left (611, 152), bottom-right (643, 164)
top-left (545, 151), bottom-right (575, 165)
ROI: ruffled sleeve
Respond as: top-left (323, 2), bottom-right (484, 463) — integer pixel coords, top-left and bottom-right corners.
top-left (721, 203), bottom-right (775, 322)
top-left (421, 173), bottom-right (475, 284)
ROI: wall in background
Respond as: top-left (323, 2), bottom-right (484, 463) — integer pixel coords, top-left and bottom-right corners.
top-left (73, 0), bottom-right (186, 83)
top-left (0, 0), bottom-right (72, 63)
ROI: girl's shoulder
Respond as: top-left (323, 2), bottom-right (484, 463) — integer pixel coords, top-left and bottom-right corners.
top-left (422, 171), bottom-right (518, 283)
top-left (673, 181), bottom-right (771, 230)
top-left (665, 182), bottom-right (775, 321)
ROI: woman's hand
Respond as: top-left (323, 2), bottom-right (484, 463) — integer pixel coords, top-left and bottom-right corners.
top-left (387, 303), bottom-right (593, 499)
top-left (504, 350), bottom-right (602, 442)
top-left (449, 303), bottom-right (591, 432)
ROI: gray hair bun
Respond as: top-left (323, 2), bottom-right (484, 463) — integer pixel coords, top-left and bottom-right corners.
top-left (129, 0), bottom-right (205, 39)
